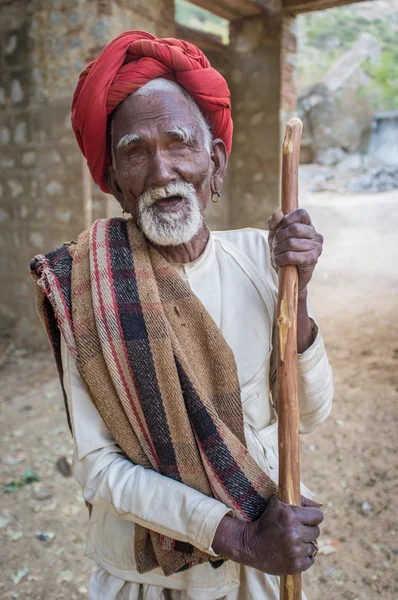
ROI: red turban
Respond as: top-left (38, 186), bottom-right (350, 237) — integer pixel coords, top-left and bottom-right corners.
top-left (71, 31), bottom-right (233, 193)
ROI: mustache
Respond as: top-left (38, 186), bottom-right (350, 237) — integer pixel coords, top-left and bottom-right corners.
top-left (137, 182), bottom-right (197, 208)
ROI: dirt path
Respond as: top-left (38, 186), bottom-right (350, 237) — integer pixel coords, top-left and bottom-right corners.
top-left (299, 186), bottom-right (398, 600)
top-left (1, 187), bottom-right (397, 599)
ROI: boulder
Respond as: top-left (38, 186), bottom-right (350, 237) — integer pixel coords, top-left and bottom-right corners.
top-left (317, 147), bottom-right (347, 166)
top-left (298, 33), bottom-right (380, 163)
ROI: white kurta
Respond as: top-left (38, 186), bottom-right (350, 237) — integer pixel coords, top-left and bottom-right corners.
top-left (60, 228), bottom-right (333, 600)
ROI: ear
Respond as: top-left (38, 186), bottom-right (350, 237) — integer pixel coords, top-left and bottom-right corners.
top-left (210, 138), bottom-right (228, 194)
top-left (105, 165), bottom-right (126, 207)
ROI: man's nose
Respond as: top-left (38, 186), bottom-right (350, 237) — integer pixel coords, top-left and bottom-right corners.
top-left (145, 150), bottom-right (177, 189)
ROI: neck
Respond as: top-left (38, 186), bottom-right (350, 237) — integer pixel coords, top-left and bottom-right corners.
top-left (149, 224), bottom-right (210, 264)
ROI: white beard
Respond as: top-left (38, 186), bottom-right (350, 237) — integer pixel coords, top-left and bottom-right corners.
top-left (137, 182), bottom-right (203, 246)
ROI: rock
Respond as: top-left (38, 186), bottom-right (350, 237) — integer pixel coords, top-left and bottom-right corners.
top-left (335, 152), bottom-right (365, 173)
top-left (40, 500), bottom-right (57, 512)
top-left (309, 169), bottom-right (336, 192)
top-left (62, 504), bottom-right (80, 516)
top-left (348, 165), bottom-right (398, 193)
top-left (4, 452), bottom-right (26, 465)
top-left (325, 32), bottom-right (380, 93)
top-left (32, 484), bottom-right (53, 501)
top-left (368, 111), bottom-right (398, 167)
top-left (56, 456), bottom-right (72, 477)
top-left (8, 531), bottom-right (23, 541)
top-left (361, 501), bottom-right (373, 513)
top-left (318, 147), bottom-right (347, 166)
top-left (299, 83), bottom-right (337, 158)
top-left (318, 537), bottom-right (339, 555)
top-left (11, 567), bottom-right (30, 584)
top-left (36, 531), bottom-right (55, 542)
top-left (298, 35), bottom-right (379, 163)
top-left (57, 568), bottom-right (74, 584)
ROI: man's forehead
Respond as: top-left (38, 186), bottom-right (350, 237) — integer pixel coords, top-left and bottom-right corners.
top-left (112, 91), bottom-right (200, 142)
top-left (115, 88), bottom-right (194, 123)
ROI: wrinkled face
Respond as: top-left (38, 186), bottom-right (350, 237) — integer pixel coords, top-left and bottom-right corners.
top-left (107, 88), bottom-right (225, 246)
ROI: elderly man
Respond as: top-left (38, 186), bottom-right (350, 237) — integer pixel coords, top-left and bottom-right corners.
top-left (31, 32), bottom-right (333, 600)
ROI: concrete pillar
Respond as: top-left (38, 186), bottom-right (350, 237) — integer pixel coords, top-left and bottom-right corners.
top-left (281, 16), bottom-right (298, 124)
top-left (221, 6), bottom-right (298, 230)
top-left (204, 48), bottom-right (231, 232)
top-left (0, 0), bottom-right (175, 347)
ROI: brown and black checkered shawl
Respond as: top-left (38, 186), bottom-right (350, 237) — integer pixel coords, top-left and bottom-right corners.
top-left (30, 218), bottom-right (279, 576)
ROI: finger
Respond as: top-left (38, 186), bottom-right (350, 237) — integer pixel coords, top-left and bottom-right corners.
top-left (301, 556), bottom-right (315, 572)
top-left (274, 223), bottom-right (315, 245)
top-left (298, 525), bottom-right (321, 542)
top-left (290, 556), bottom-right (314, 574)
top-left (291, 506), bottom-right (324, 526)
top-left (278, 208), bottom-right (312, 230)
top-left (267, 208), bottom-right (284, 232)
top-left (294, 540), bottom-right (316, 559)
top-left (274, 251), bottom-right (318, 269)
top-left (273, 238), bottom-right (317, 257)
top-left (306, 543), bottom-right (316, 557)
top-left (301, 495), bottom-right (323, 508)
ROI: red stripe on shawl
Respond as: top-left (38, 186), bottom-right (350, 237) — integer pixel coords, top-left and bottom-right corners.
top-left (91, 220), bottom-right (159, 467)
top-left (37, 255), bottom-right (78, 360)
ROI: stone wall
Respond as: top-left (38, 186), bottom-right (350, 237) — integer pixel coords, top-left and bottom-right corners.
top-left (0, 0), bottom-right (297, 348)
top-left (0, 0), bottom-right (175, 348)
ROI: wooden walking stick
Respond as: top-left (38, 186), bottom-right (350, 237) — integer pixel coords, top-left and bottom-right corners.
top-left (278, 118), bottom-right (303, 600)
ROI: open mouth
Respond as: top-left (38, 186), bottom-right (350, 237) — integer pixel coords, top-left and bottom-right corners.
top-left (154, 195), bottom-right (185, 211)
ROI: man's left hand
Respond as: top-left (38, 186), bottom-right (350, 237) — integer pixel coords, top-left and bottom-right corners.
top-left (268, 208), bottom-right (323, 296)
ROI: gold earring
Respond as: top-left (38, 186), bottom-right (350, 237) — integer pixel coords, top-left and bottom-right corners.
top-left (211, 190), bottom-right (221, 203)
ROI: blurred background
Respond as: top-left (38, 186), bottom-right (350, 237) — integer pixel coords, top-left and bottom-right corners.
top-left (0, 0), bottom-right (397, 598)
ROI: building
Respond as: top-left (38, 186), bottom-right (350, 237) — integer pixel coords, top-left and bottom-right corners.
top-left (0, 0), bottom-right (361, 346)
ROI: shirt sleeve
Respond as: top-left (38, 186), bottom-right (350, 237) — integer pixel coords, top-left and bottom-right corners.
top-left (60, 336), bottom-right (230, 555)
top-left (297, 322), bottom-right (333, 434)
top-left (269, 316), bottom-right (333, 435)
top-left (246, 228), bottom-right (333, 435)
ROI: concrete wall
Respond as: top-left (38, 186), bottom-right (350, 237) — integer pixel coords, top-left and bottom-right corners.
top-left (221, 7), bottom-right (284, 230)
top-left (0, 0), bottom-right (175, 347)
top-left (281, 16), bottom-right (298, 125)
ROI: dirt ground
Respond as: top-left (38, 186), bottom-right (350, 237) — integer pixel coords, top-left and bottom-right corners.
top-left (1, 181), bottom-right (397, 600)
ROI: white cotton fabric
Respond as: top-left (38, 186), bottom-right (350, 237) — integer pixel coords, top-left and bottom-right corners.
top-left (60, 228), bottom-right (333, 600)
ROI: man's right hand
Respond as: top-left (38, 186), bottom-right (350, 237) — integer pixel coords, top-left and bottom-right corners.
top-left (212, 495), bottom-right (323, 575)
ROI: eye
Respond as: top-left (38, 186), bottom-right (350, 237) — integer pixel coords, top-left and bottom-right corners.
top-left (170, 137), bottom-right (185, 147)
top-left (170, 138), bottom-right (193, 151)
top-left (127, 146), bottom-right (147, 160)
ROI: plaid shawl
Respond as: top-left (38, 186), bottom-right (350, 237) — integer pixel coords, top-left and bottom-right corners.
top-left (30, 218), bottom-right (279, 576)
